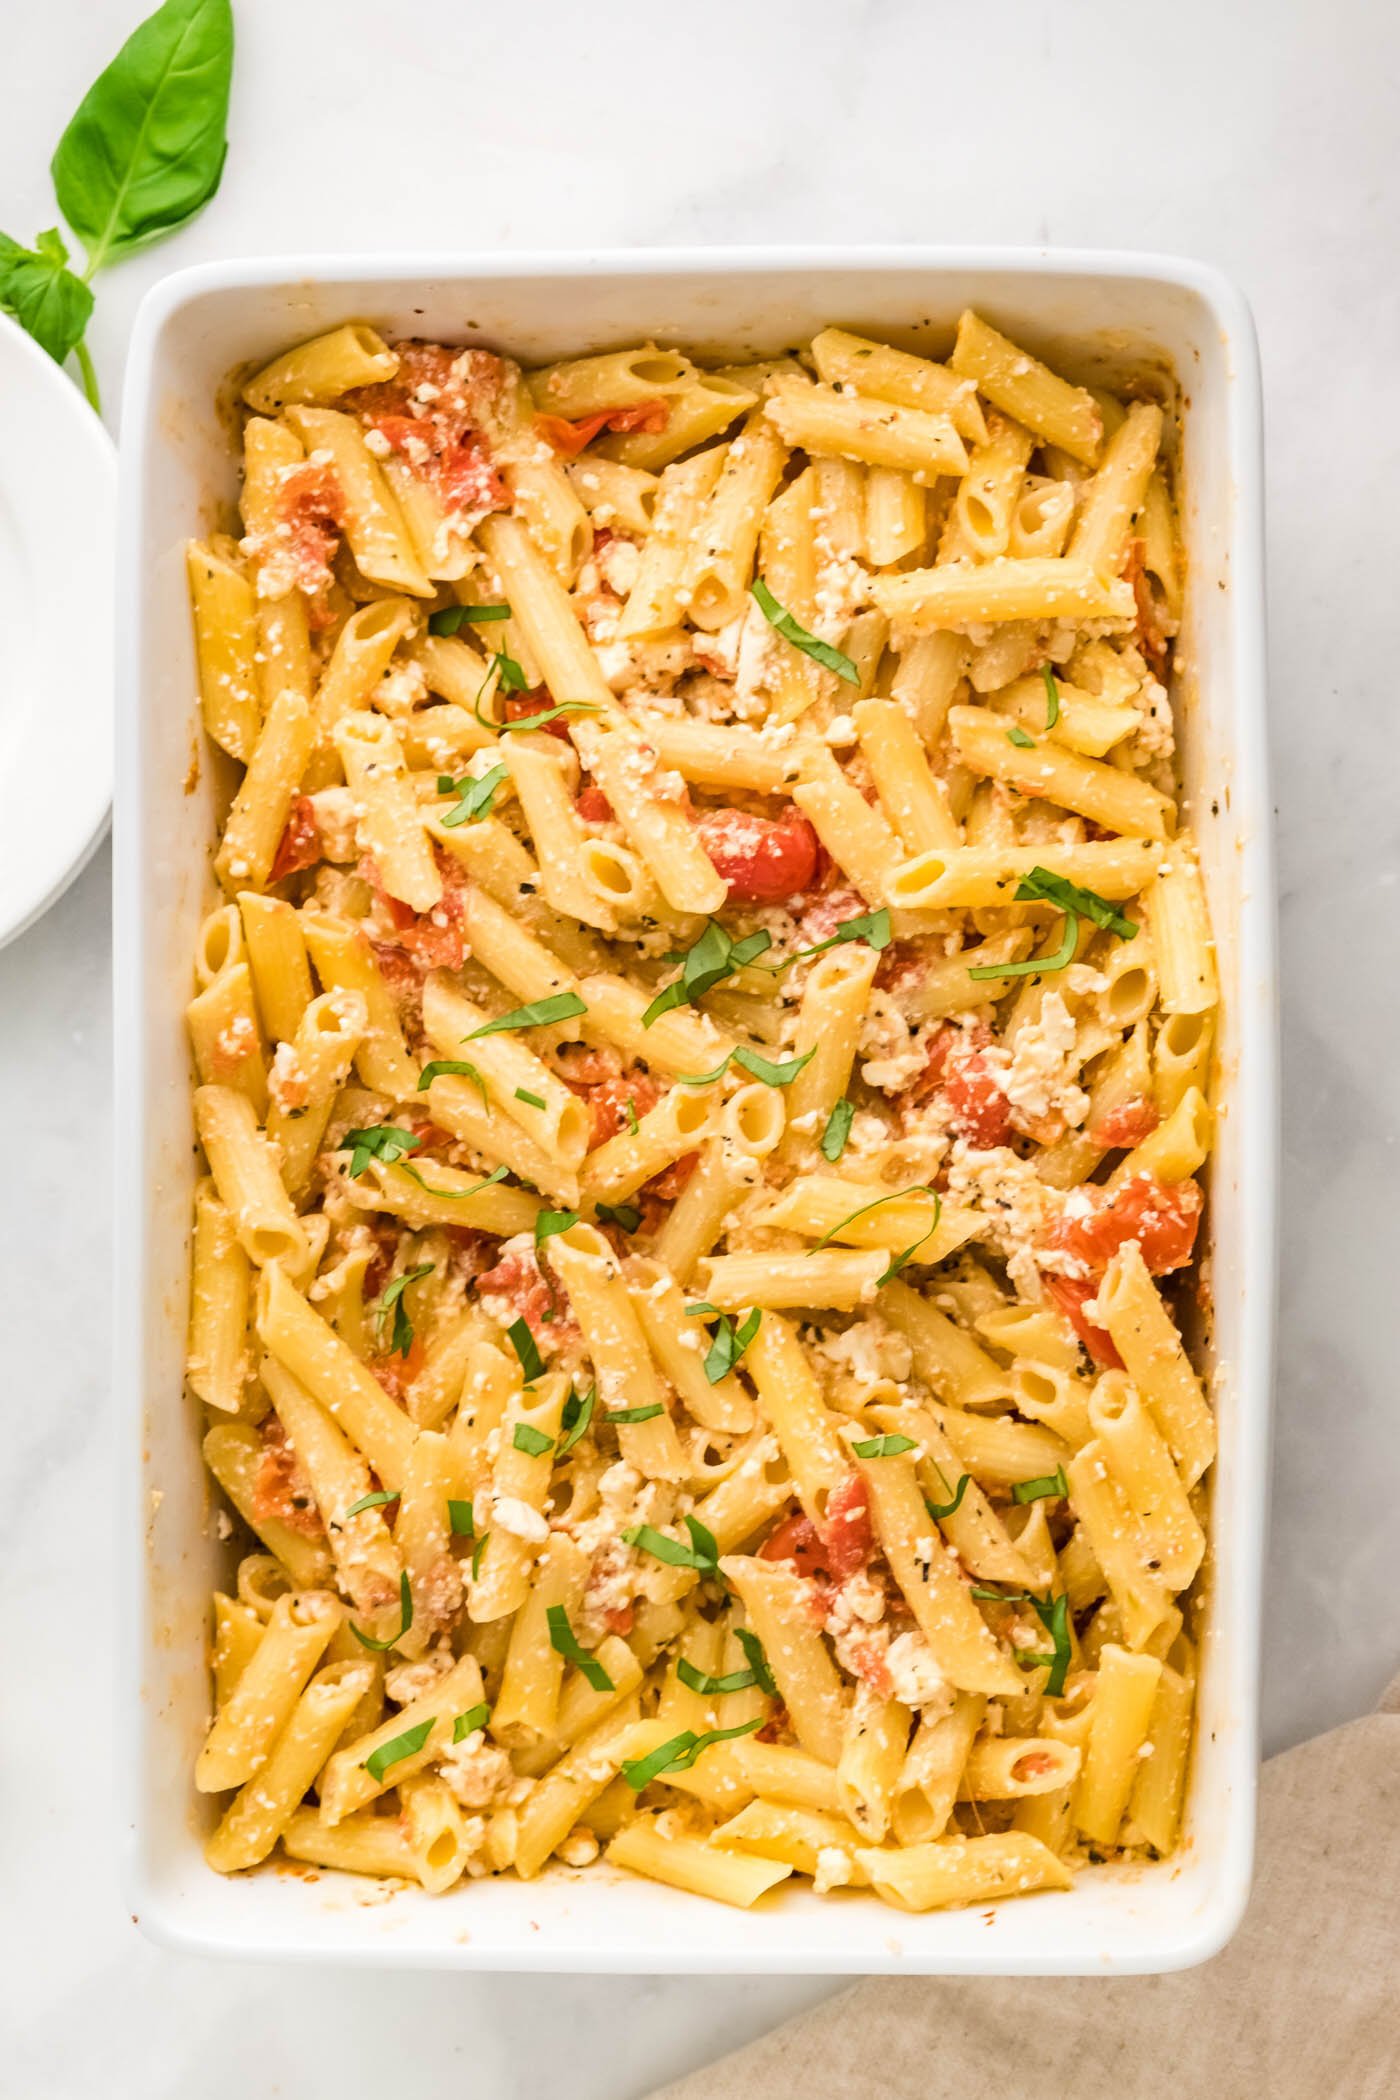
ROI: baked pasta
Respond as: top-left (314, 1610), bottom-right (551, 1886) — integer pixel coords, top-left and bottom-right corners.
top-left (185, 312), bottom-right (1214, 1913)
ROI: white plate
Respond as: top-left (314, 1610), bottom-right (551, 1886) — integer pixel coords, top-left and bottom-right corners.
top-left (117, 250), bottom-right (1275, 1974)
top-left (0, 311), bottom-right (115, 949)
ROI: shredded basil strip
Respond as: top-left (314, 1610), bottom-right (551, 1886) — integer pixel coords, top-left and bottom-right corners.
top-left (438, 761), bottom-right (507, 829)
top-left (1006, 724), bottom-right (1037, 749)
top-left (676, 1657), bottom-right (761, 1697)
top-left (515, 1088), bottom-right (547, 1109)
top-left (453, 1702), bottom-right (491, 1742)
top-left (607, 1401), bottom-right (665, 1423)
top-left (810, 1185), bottom-right (942, 1282)
top-left (967, 908), bottom-right (1079, 981)
top-left (734, 1627), bottom-right (777, 1695)
top-left (621, 1716), bottom-right (763, 1793)
top-left (769, 907), bottom-right (894, 972)
top-left (702, 1307), bottom-right (761, 1383)
top-left (349, 1571), bottom-right (414, 1653)
top-left (852, 1433), bottom-right (918, 1458)
top-left (751, 578), bottom-right (859, 684)
top-left (447, 1499), bottom-right (475, 1537)
top-left (417, 1058), bottom-right (489, 1103)
top-left (399, 1161), bottom-right (510, 1202)
top-left (624, 1097), bottom-right (640, 1135)
top-left (1011, 1465), bottom-right (1069, 1505)
top-left (506, 1318), bottom-right (545, 1382)
top-left (623, 1514), bottom-right (722, 1579)
top-left (678, 1044), bottom-right (816, 1089)
top-left (595, 1200), bottom-right (642, 1233)
top-left (1042, 664), bottom-right (1061, 730)
top-left (820, 1098), bottom-right (856, 1162)
top-left (534, 1207), bottom-right (579, 1247)
top-left (429, 602), bottom-right (511, 633)
top-left (344, 1488), bottom-right (399, 1518)
top-left (970, 1586), bottom-right (1073, 1698)
top-left (547, 1604), bottom-right (614, 1691)
top-left (513, 1421), bottom-right (555, 1457)
top-left (467, 991), bottom-right (588, 1038)
top-left (925, 1472), bottom-right (971, 1520)
top-left (364, 1713), bottom-right (434, 1780)
top-left (641, 920), bottom-right (774, 1026)
top-left (470, 1531), bottom-right (491, 1579)
top-left (557, 1385), bottom-right (596, 1457)
top-left (1015, 865), bottom-right (1139, 940)
top-left (374, 1262), bottom-right (434, 1358)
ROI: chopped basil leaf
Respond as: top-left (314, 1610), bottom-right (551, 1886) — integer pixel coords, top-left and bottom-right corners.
top-left (783, 906), bottom-right (893, 968)
top-left (349, 1571), bottom-right (413, 1653)
top-left (811, 1185), bottom-right (941, 1284)
top-left (557, 1384), bottom-right (596, 1457)
top-left (1042, 664), bottom-right (1061, 730)
top-left (851, 1433), bottom-right (918, 1458)
top-left (515, 1088), bottom-right (547, 1109)
top-left (734, 1627), bottom-right (777, 1695)
top-left (925, 1471), bottom-right (971, 1520)
top-left (467, 991), bottom-right (588, 1037)
top-left (453, 1702), bottom-right (491, 1741)
top-left (1011, 1465), bottom-right (1069, 1505)
top-left (967, 906), bottom-right (1079, 980)
top-left (341, 1125), bottom-right (420, 1178)
top-left (506, 1319), bottom-right (545, 1382)
top-left (399, 1161), bottom-right (511, 1202)
top-left (641, 920), bottom-right (773, 1026)
top-left (624, 1096), bottom-right (640, 1135)
top-left (970, 1586), bottom-right (1072, 1698)
top-left (621, 1716), bottom-right (763, 1792)
top-left (676, 1657), bottom-right (761, 1696)
top-left (534, 1207), bottom-right (579, 1247)
top-left (374, 1261), bottom-right (434, 1358)
top-left (735, 1044), bottom-right (815, 1086)
top-left (821, 1098), bottom-right (855, 1162)
top-left (607, 1401), bottom-right (665, 1423)
top-left (344, 1488), bottom-right (399, 1518)
top-left (363, 1713), bottom-right (434, 1780)
top-left (1006, 724), bottom-right (1037, 749)
top-left (595, 1200), bottom-right (642, 1233)
top-left (547, 1604), bottom-right (614, 1691)
top-left (429, 602), bottom-right (511, 633)
top-left (623, 1516), bottom-right (721, 1579)
top-left (439, 762), bottom-right (507, 829)
top-left (494, 651), bottom-right (529, 692)
top-left (513, 1421), bottom-right (555, 1457)
top-left (1015, 865), bottom-right (1138, 940)
top-left (447, 1499), bottom-right (475, 1537)
top-left (470, 1531), bottom-right (491, 1580)
top-left (751, 577), bottom-right (859, 684)
top-left (695, 1306), bottom-right (761, 1383)
top-left (417, 1058), bottom-right (489, 1104)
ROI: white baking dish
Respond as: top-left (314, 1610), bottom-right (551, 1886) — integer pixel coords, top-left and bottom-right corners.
top-left (115, 248), bottom-right (1274, 1974)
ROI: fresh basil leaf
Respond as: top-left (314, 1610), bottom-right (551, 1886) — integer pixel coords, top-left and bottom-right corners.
top-left (506, 1319), bottom-right (545, 1382)
top-left (967, 907), bottom-right (1079, 980)
top-left (374, 1261), bottom-right (434, 1358)
top-left (734, 1627), bottom-right (777, 1695)
top-left (1006, 724), bottom-right (1037, 749)
top-left (547, 1604), bottom-right (614, 1691)
top-left (467, 991), bottom-right (588, 1038)
top-left (595, 1201), bottom-right (642, 1233)
top-left (676, 1657), bottom-right (761, 1697)
top-left (453, 1703), bottom-right (490, 1741)
top-left (363, 1713), bottom-right (434, 1781)
top-left (641, 920), bottom-right (773, 1026)
top-left (417, 1059), bottom-right (489, 1104)
top-left (1015, 865), bottom-right (1138, 940)
top-left (341, 1124), bottom-right (420, 1177)
top-left (685, 1513), bottom-right (721, 1569)
top-left (534, 1208), bottom-right (579, 1248)
top-left (1042, 664), bottom-right (1061, 730)
top-left (429, 602), bottom-right (511, 634)
top-left (344, 1488), bottom-right (399, 1518)
top-left (52, 0), bottom-right (234, 273)
top-left (925, 1471), bottom-right (971, 1520)
top-left (447, 1499), bottom-right (475, 1537)
top-left (1011, 1466), bottom-right (1069, 1505)
top-left (623, 1522), bottom-right (711, 1574)
top-left (439, 762), bottom-right (507, 829)
top-left (515, 1088), bottom-right (546, 1109)
top-left (607, 1402), bottom-right (665, 1423)
top-left (620, 1716), bottom-right (763, 1793)
top-left (513, 1421), bottom-right (555, 1458)
top-left (734, 1045), bottom-right (815, 1087)
top-left (557, 1385), bottom-right (596, 1457)
top-left (751, 577), bottom-right (859, 684)
top-left (699, 1307), bottom-right (761, 1384)
top-left (349, 1571), bottom-right (413, 1653)
top-left (470, 1531), bottom-right (490, 1580)
top-left (852, 1433), bottom-right (918, 1458)
top-left (0, 228), bottom-right (94, 366)
top-left (820, 1098), bottom-right (855, 1162)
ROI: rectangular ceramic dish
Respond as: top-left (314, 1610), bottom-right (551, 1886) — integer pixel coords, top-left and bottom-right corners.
top-left (115, 248), bottom-right (1274, 1972)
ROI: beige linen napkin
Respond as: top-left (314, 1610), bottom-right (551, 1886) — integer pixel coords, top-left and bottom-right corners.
top-left (648, 1675), bottom-right (1400, 2100)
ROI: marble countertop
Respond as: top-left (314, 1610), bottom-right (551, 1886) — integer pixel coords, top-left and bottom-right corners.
top-left (3, 0), bottom-right (1397, 2091)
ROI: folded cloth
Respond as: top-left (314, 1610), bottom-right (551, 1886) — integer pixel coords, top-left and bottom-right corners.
top-left (647, 1674), bottom-right (1400, 2100)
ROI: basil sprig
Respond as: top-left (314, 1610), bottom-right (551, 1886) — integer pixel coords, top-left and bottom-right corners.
top-left (1, 0), bottom-right (234, 409)
top-left (642, 920), bottom-right (774, 1026)
top-left (751, 578), bottom-right (859, 684)
top-left (466, 991), bottom-right (588, 1037)
top-left (429, 603), bottom-right (511, 634)
top-left (547, 1605), bottom-right (614, 1691)
top-left (447, 1499), bottom-right (475, 1537)
top-left (534, 1208), bottom-right (580, 1248)
top-left (374, 1262), bottom-right (434, 1358)
top-left (606, 1402), bottom-right (666, 1423)
top-left (734, 1628), bottom-right (776, 1695)
top-left (621, 1717), bottom-right (763, 1793)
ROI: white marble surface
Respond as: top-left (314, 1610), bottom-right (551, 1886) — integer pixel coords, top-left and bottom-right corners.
top-left (3, 0), bottom-right (1398, 2091)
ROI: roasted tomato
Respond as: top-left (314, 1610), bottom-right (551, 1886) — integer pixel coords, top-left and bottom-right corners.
top-left (1052, 1172), bottom-right (1202, 1279)
top-left (274, 460), bottom-right (344, 617)
top-left (1091, 1096), bottom-right (1161, 1150)
top-left (269, 795), bottom-right (321, 883)
top-left (821, 1471), bottom-right (874, 1582)
top-left (911, 1024), bottom-right (1011, 1148)
top-left (575, 782), bottom-right (615, 823)
top-left (502, 689), bottom-right (571, 742)
top-left (534, 400), bottom-right (669, 456)
top-left (561, 1064), bottom-right (664, 1150)
top-left (252, 1417), bottom-right (323, 1537)
top-left (696, 806), bottom-right (820, 904)
top-left (1043, 1274), bottom-right (1123, 1370)
top-left (477, 1245), bottom-right (577, 1349)
top-left (759, 1510), bottom-right (831, 1583)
